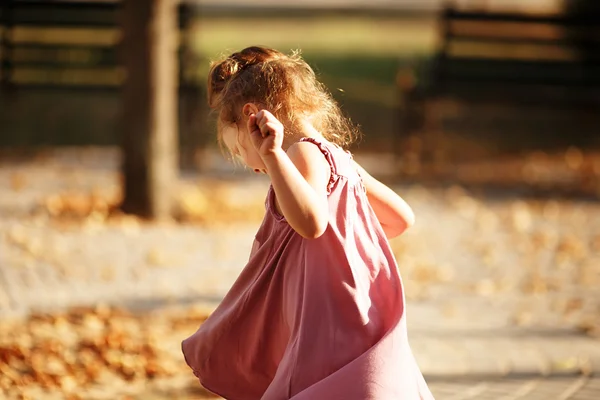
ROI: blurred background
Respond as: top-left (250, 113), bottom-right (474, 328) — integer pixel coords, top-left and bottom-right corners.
top-left (1, 0), bottom-right (599, 399)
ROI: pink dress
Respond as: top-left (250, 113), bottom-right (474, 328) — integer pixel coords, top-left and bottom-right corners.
top-left (182, 138), bottom-right (434, 400)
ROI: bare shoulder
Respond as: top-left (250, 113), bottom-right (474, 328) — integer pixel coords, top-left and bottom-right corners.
top-left (286, 140), bottom-right (331, 190)
top-left (286, 140), bottom-right (330, 171)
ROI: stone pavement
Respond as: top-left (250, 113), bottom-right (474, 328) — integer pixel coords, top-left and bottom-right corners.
top-left (428, 376), bottom-right (600, 400)
top-left (124, 375), bottom-right (600, 400)
top-left (1, 148), bottom-right (600, 399)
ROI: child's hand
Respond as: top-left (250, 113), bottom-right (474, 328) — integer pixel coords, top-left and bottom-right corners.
top-left (248, 110), bottom-right (284, 158)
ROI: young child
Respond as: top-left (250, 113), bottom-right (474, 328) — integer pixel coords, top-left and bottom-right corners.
top-left (182, 46), bottom-right (434, 400)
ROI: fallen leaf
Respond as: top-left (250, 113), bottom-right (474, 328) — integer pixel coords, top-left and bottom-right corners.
top-left (10, 172), bottom-right (27, 191)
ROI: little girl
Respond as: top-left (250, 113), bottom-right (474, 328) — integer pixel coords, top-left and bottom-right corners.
top-left (182, 46), bottom-right (434, 400)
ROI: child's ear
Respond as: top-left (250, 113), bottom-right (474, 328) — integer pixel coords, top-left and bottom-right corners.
top-left (242, 103), bottom-right (260, 118)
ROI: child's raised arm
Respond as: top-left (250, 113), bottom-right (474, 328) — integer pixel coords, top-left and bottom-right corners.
top-left (262, 143), bottom-right (331, 239)
top-left (353, 161), bottom-right (415, 239)
top-left (248, 110), bottom-right (331, 239)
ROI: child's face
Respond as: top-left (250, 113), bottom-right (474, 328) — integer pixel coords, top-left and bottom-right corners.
top-left (220, 121), bottom-right (267, 174)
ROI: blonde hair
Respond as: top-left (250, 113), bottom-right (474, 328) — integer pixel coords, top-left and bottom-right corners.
top-left (208, 46), bottom-right (361, 149)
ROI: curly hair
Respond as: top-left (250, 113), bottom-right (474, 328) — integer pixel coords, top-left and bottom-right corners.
top-left (208, 46), bottom-right (361, 149)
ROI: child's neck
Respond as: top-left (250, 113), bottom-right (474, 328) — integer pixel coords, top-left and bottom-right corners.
top-left (282, 119), bottom-right (324, 151)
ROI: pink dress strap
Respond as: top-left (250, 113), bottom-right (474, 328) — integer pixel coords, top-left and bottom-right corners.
top-left (298, 137), bottom-right (339, 194)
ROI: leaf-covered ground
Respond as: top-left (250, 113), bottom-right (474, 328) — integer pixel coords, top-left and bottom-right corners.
top-left (0, 305), bottom-right (217, 400)
top-left (1, 147), bottom-right (599, 399)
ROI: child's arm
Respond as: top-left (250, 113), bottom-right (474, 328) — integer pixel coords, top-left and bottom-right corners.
top-left (262, 143), bottom-right (331, 239)
top-left (353, 161), bottom-right (415, 239)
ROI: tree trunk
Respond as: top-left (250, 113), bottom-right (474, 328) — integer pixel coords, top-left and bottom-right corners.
top-left (121, 0), bottom-right (178, 219)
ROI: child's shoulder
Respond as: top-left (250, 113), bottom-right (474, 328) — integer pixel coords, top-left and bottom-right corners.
top-left (286, 138), bottom-right (333, 172)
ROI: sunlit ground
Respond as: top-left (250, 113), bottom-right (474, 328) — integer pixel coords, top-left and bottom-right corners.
top-left (0, 147), bottom-right (599, 399)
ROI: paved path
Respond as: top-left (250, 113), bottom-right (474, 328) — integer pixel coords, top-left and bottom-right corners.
top-left (110, 375), bottom-right (600, 400)
top-left (38, 373), bottom-right (599, 400)
top-left (1, 148), bottom-right (599, 394)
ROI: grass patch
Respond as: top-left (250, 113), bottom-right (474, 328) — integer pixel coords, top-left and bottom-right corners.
top-left (1, 15), bottom-right (437, 147)
top-left (190, 16), bottom-right (436, 60)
